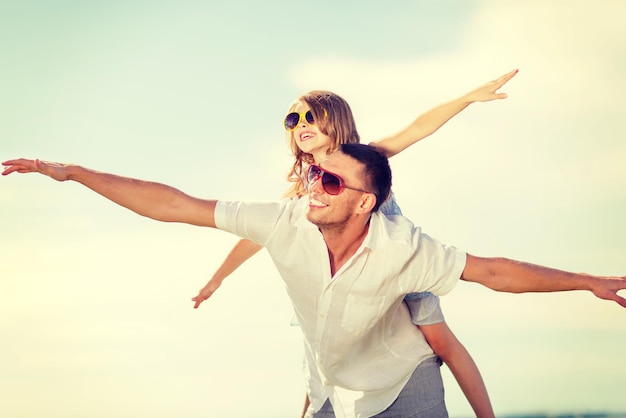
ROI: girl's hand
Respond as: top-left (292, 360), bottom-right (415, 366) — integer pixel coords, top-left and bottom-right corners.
top-left (191, 279), bottom-right (222, 309)
top-left (464, 69), bottom-right (519, 103)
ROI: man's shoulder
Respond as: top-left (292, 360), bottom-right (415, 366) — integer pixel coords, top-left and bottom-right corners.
top-left (374, 211), bottom-right (420, 236)
top-left (217, 196), bottom-right (304, 213)
top-left (368, 211), bottom-right (423, 251)
top-left (271, 196), bottom-right (315, 230)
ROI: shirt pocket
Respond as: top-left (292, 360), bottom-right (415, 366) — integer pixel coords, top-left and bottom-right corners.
top-left (341, 294), bottom-right (386, 335)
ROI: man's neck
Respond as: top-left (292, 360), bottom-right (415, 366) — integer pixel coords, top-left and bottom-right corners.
top-left (321, 217), bottom-right (371, 277)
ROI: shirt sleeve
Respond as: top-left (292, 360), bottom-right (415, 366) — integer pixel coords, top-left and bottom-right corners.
top-left (410, 232), bottom-right (467, 297)
top-left (214, 199), bottom-right (288, 246)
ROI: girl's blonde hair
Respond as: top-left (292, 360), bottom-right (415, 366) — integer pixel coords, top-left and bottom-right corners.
top-left (286, 90), bottom-right (360, 195)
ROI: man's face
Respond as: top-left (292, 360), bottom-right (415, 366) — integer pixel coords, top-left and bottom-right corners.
top-left (305, 151), bottom-right (370, 230)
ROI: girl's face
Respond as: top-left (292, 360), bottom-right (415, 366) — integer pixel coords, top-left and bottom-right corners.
top-left (289, 100), bottom-right (333, 162)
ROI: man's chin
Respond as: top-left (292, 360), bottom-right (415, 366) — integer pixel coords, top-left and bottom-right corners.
top-left (305, 211), bottom-right (318, 225)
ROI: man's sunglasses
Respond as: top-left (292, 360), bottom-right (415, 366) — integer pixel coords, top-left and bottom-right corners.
top-left (284, 110), bottom-right (316, 131)
top-left (307, 164), bottom-right (371, 195)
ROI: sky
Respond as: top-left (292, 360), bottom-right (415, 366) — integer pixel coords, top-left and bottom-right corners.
top-left (1, 0), bottom-right (625, 417)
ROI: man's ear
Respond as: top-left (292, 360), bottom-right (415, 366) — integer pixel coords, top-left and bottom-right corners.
top-left (357, 193), bottom-right (377, 214)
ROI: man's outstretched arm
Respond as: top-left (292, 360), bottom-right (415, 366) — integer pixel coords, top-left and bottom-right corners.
top-left (2, 158), bottom-right (217, 227)
top-left (462, 254), bottom-right (626, 308)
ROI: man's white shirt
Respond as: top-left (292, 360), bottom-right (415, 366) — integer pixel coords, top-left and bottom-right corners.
top-left (215, 197), bottom-right (466, 417)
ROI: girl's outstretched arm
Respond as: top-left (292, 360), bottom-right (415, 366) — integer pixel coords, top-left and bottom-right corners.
top-left (191, 184), bottom-right (299, 308)
top-left (372, 69), bottom-right (518, 158)
top-left (420, 322), bottom-right (495, 418)
top-left (191, 238), bottom-right (262, 308)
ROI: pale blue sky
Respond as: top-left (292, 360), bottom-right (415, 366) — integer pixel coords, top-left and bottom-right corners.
top-left (1, 1), bottom-right (625, 417)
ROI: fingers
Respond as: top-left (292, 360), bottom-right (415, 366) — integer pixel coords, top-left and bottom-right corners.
top-left (613, 282), bottom-right (626, 308)
top-left (2, 158), bottom-right (38, 176)
top-left (469, 69), bottom-right (518, 102)
top-left (1, 166), bottom-right (15, 176)
top-left (3, 158), bottom-right (34, 166)
top-left (479, 69), bottom-right (518, 101)
top-left (593, 278), bottom-right (626, 308)
top-left (605, 292), bottom-right (626, 308)
top-left (2, 164), bottom-right (29, 176)
top-left (191, 291), bottom-right (212, 309)
top-left (191, 295), bottom-right (205, 309)
top-left (494, 68), bottom-right (518, 87)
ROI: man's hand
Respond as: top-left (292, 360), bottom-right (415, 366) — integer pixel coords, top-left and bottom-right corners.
top-left (589, 276), bottom-right (626, 308)
top-left (2, 158), bottom-right (72, 181)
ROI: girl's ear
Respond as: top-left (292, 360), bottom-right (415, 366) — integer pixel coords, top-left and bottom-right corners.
top-left (357, 193), bottom-right (377, 214)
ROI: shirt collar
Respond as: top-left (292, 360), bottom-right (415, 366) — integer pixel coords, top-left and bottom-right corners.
top-left (361, 211), bottom-right (385, 251)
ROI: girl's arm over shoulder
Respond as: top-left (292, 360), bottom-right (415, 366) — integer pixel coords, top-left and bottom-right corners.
top-left (420, 321), bottom-right (495, 418)
top-left (371, 69), bottom-right (518, 158)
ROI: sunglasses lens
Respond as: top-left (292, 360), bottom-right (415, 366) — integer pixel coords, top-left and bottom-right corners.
top-left (284, 112), bottom-right (300, 130)
top-left (308, 165), bottom-right (320, 183)
top-left (321, 172), bottom-right (342, 195)
top-left (305, 110), bottom-right (315, 124)
top-left (308, 165), bottom-right (343, 195)
top-left (284, 110), bottom-right (317, 130)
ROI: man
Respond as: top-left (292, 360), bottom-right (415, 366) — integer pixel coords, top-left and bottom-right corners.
top-left (3, 144), bottom-right (625, 417)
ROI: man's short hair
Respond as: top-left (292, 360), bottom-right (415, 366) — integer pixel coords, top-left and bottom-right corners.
top-left (339, 143), bottom-right (392, 212)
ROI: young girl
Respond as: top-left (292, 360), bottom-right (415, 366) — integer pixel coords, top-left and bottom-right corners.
top-left (192, 69), bottom-right (518, 417)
